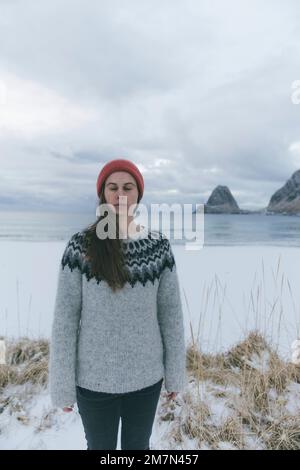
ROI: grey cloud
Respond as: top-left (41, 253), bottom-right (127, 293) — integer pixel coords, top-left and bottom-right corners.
top-left (0, 0), bottom-right (299, 212)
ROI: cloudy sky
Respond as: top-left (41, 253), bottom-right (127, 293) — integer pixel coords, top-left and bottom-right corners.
top-left (0, 0), bottom-right (299, 213)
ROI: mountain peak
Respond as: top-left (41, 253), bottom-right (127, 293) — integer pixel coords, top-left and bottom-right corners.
top-left (205, 185), bottom-right (240, 213)
top-left (267, 169), bottom-right (300, 214)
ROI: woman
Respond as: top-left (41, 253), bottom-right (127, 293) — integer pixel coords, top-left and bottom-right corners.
top-left (49, 158), bottom-right (186, 450)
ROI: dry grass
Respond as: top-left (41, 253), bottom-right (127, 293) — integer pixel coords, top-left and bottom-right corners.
top-left (7, 338), bottom-right (49, 365)
top-left (224, 331), bottom-right (270, 368)
top-left (0, 337), bottom-right (49, 390)
top-left (263, 417), bottom-right (300, 450)
top-left (176, 331), bottom-right (300, 450)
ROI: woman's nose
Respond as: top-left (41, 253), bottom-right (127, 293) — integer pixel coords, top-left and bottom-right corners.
top-left (117, 192), bottom-right (127, 200)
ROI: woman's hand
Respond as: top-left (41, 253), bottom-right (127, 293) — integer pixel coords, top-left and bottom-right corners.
top-left (166, 392), bottom-right (178, 400)
top-left (62, 405), bottom-right (74, 412)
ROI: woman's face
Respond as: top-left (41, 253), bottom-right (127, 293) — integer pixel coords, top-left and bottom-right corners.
top-left (104, 171), bottom-right (139, 214)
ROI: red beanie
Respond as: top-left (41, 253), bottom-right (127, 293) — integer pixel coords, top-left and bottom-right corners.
top-left (96, 158), bottom-right (144, 202)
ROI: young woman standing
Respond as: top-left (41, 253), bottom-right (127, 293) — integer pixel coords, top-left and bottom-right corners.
top-left (49, 158), bottom-right (186, 450)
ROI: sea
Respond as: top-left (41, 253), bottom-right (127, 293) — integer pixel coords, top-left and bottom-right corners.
top-left (0, 210), bottom-right (300, 246)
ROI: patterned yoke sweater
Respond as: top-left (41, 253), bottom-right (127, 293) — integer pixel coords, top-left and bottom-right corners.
top-left (49, 226), bottom-right (187, 408)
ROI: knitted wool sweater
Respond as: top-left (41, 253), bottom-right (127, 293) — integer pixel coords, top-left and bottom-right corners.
top-left (49, 226), bottom-right (187, 408)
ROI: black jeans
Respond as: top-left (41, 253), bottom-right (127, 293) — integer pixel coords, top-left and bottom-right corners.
top-left (76, 377), bottom-right (163, 450)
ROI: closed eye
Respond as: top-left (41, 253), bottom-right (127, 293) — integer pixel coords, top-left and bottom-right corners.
top-left (110, 187), bottom-right (132, 191)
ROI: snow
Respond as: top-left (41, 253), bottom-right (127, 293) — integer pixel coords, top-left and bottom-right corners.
top-left (1, 242), bottom-right (299, 360)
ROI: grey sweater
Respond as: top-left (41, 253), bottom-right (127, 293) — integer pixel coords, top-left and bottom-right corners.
top-left (49, 227), bottom-right (187, 408)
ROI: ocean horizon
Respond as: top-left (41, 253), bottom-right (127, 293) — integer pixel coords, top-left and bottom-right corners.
top-left (0, 210), bottom-right (299, 246)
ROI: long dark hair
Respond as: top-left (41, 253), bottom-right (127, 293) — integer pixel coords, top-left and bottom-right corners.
top-left (82, 182), bottom-right (141, 293)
